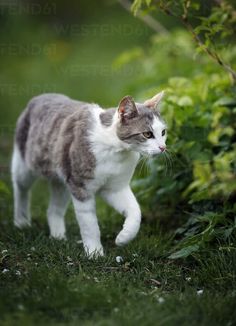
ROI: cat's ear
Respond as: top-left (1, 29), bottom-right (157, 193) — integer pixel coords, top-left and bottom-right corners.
top-left (144, 91), bottom-right (164, 110)
top-left (118, 95), bottom-right (138, 122)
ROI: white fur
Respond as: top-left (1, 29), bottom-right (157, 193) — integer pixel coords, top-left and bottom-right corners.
top-left (11, 145), bottom-right (35, 228)
top-left (138, 116), bottom-right (167, 155)
top-left (12, 101), bottom-right (166, 259)
top-left (47, 181), bottom-right (70, 239)
top-left (70, 108), bottom-right (141, 256)
top-left (72, 196), bottom-right (104, 258)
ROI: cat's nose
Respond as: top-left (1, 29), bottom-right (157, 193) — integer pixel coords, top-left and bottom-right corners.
top-left (159, 146), bottom-right (166, 152)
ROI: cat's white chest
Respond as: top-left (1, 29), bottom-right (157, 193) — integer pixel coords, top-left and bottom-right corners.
top-left (91, 150), bottom-right (139, 192)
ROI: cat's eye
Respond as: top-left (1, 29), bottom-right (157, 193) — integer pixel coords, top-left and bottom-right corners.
top-left (162, 129), bottom-right (166, 136)
top-left (143, 131), bottom-right (154, 139)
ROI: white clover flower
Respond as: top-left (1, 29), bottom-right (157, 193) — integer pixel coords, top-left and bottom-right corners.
top-left (2, 268), bottom-right (9, 274)
top-left (116, 256), bottom-right (123, 263)
top-left (197, 289), bottom-right (204, 295)
top-left (158, 297), bottom-right (165, 304)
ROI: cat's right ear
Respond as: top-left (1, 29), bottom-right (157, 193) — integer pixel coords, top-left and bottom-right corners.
top-left (118, 96), bottom-right (138, 123)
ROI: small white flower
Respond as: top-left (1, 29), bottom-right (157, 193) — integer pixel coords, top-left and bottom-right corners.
top-left (139, 291), bottom-right (148, 296)
top-left (2, 268), bottom-right (9, 274)
top-left (158, 297), bottom-right (165, 304)
top-left (30, 247), bottom-right (36, 251)
top-left (1, 249), bottom-right (8, 255)
top-left (186, 277), bottom-right (191, 282)
top-left (67, 262), bottom-right (74, 266)
top-left (15, 270), bottom-right (21, 276)
top-left (197, 289), bottom-right (204, 295)
top-left (116, 256), bottom-right (123, 263)
top-left (18, 304), bottom-right (24, 311)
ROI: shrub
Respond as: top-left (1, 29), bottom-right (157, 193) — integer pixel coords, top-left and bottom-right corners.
top-left (115, 17), bottom-right (236, 257)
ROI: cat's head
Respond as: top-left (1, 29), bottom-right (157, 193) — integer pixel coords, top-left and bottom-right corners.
top-left (117, 92), bottom-right (167, 155)
top-left (116, 91), bottom-right (167, 155)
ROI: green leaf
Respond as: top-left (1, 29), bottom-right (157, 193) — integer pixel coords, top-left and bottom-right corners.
top-left (0, 180), bottom-right (10, 195)
top-left (177, 96), bottom-right (193, 107)
top-left (131, 0), bottom-right (143, 15)
top-left (146, 0), bottom-right (152, 6)
top-left (168, 244), bottom-right (200, 259)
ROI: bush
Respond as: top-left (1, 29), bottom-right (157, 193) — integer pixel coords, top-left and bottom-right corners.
top-left (115, 26), bottom-right (236, 257)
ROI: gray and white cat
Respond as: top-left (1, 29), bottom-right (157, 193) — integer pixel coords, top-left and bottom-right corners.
top-left (12, 92), bottom-right (167, 257)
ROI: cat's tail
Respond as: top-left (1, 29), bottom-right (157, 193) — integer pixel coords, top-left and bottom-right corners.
top-left (15, 101), bottom-right (34, 159)
top-left (12, 100), bottom-right (36, 228)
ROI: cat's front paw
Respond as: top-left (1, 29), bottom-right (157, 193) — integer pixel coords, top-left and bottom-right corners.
top-left (50, 233), bottom-right (67, 241)
top-left (84, 245), bottom-right (104, 259)
top-left (14, 218), bottom-right (31, 229)
top-left (115, 230), bottom-right (135, 246)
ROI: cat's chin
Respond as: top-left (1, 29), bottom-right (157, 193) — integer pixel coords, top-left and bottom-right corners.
top-left (139, 150), bottom-right (161, 156)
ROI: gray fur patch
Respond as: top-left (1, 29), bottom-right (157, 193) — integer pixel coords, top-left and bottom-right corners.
top-left (117, 104), bottom-right (154, 144)
top-left (17, 93), bottom-right (96, 201)
top-left (15, 104), bottom-right (32, 158)
top-left (58, 110), bottom-right (96, 201)
top-left (99, 108), bottom-right (116, 126)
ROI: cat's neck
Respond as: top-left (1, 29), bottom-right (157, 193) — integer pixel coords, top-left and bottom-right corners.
top-left (90, 107), bottom-right (131, 155)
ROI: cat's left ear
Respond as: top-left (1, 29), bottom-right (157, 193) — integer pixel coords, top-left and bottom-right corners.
top-left (118, 95), bottom-right (138, 123)
top-left (144, 91), bottom-right (165, 110)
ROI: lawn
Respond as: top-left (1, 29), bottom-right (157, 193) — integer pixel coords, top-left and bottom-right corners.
top-left (1, 215), bottom-right (236, 325)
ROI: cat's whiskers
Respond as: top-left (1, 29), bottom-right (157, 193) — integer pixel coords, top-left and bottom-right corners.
top-left (164, 149), bottom-right (173, 176)
top-left (138, 154), bottom-right (149, 176)
top-left (162, 152), bottom-right (168, 176)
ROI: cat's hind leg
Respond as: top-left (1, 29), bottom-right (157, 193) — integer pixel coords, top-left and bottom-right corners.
top-left (11, 145), bottom-right (36, 228)
top-left (47, 180), bottom-right (70, 239)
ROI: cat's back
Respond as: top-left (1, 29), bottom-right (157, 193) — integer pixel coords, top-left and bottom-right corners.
top-left (25, 93), bottom-right (89, 119)
top-left (15, 93), bottom-right (98, 178)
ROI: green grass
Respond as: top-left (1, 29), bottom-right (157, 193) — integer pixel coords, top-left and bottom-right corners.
top-left (0, 204), bottom-right (236, 325)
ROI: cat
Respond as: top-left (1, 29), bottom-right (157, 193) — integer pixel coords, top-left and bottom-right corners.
top-left (11, 91), bottom-right (167, 258)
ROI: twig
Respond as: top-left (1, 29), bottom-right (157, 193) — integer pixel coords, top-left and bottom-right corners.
top-left (117, 0), bottom-right (170, 35)
top-left (159, 3), bottom-right (236, 83)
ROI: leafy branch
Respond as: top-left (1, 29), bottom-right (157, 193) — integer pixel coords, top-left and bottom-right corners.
top-left (129, 0), bottom-right (236, 83)
top-left (158, 0), bottom-right (236, 83)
